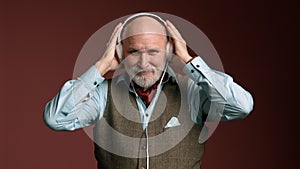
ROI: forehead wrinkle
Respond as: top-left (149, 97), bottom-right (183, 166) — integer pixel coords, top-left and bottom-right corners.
top-left (123, 34), bottom-right (167, 51)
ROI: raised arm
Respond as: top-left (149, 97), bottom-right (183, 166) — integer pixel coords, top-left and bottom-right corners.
top-left (44, 67), bottom-right (108, 131)
top-left (184, 57), bottom-right (253, 122)
top-left (44, 23), bottom-right (123, 130)
top-left (166, 20), bottom-right (253, 123)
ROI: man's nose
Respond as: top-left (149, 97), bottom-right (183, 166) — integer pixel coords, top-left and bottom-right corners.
top-left (138, 53), bottom-right (149, 68)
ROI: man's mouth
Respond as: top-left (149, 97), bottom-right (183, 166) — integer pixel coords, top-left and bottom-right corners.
top-left (137, 71), bottom-right (153, 76)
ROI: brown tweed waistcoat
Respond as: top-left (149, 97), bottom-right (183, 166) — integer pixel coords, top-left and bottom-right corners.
top-left (93, 75), bottom-right (205, 169)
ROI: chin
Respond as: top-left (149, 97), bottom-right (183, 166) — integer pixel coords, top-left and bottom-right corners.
top-left (133, 76), bottom-right (156, 88)
top-left (126, 67), bottom-right (163, 88)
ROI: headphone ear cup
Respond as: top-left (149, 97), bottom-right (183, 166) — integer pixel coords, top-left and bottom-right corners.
top-left (116, 43), bottom-right (123, 62)
top-left (166, 41), bottom-right (173, 61)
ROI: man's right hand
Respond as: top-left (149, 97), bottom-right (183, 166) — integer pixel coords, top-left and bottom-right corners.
top-left (95, 23), bottom-right (123, 76)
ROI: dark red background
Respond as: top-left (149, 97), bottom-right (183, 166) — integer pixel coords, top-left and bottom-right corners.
top-left (1, 0), bottom-right (297, 169)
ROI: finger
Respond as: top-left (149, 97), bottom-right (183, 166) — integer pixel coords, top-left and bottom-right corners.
top-left (111, 24), bottom-right (123, 47)
top-left (166, 20), bottom-right (183, 40)
top-left (107, 23), bottom-right (123, 46)
top-left (111, 23), bottom-right (123, 39)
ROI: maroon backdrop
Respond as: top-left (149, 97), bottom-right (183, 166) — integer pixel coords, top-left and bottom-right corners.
top-left (1, 0), bottom-right (297, 169)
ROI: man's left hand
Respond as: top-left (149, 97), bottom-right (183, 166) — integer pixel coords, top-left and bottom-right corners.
top-left (166, 20), bottom-right (193, 63)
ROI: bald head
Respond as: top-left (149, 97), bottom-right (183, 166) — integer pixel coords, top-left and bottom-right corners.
top-left (121, 16), bottom-right (167, 40)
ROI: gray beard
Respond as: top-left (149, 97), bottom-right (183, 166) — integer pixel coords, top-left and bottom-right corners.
top-left (126, 66), bottom-right (163, 89)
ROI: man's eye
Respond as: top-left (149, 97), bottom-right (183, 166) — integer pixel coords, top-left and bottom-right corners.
top-left (147, 49), bottom-right (159, 56)
top-left (128, 49), bottom-right (140, 55)
top-left (127, 49), bottom-right (160, 56)
top-left (128, 49), bottom-right (137, 53)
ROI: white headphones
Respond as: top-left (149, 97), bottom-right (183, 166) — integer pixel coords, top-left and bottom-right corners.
top-left (116, 12), bottom-right (173, 62)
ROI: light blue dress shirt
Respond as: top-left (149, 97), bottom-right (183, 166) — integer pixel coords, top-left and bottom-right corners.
top-left (44, 56), bottom-right (254, 131)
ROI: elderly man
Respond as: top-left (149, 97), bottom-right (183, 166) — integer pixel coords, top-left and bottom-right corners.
top-left (44, 12), bottom-right (253, 169)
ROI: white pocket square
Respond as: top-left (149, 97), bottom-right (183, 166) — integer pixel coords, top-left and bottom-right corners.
top-left (164, 117), bottom-right (181, 128)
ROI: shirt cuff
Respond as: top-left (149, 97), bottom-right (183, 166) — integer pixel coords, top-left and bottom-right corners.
top-left (183, 56), bottom-right (211, 82)
top-left (79, 66), bottom-right (105, 90)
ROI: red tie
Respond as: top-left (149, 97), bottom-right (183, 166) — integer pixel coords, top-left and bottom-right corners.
top-left (133, 73), bottom-right (169, 107)
top-left (134, 81), bottom-right (159, 107)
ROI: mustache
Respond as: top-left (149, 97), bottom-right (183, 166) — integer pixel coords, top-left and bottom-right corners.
top-left (132, 66), bottom-right (156, 74)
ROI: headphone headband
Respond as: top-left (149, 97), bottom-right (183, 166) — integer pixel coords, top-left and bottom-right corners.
top-left (123, 12), bottom-right (166, 25)
top-left (117, 12), bottom-right (167, 45)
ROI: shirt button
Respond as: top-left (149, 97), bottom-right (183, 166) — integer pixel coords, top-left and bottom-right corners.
top-left (196, 64), bottom-right (200, 68)
top-left (191, 69), bottom-right (194, 73)
top-left (197, 82), bottom-right (201, 86)
top-left (145, 113), bottom-right (149, 117)
top-left (93, 81), bottom-right (97, 85)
